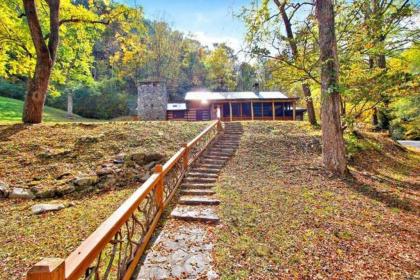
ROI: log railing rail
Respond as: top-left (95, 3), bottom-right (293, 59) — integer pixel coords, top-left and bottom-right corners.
top-left (26, 120), bottom-right (223, 280)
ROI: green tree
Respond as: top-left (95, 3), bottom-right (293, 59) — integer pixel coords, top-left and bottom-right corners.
top-left (204, 44), bottom-right (237, 91)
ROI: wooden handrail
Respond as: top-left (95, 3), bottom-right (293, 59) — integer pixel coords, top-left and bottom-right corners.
top-left (187, 120), bottom-right (219, 147)
top-left (27, 120), bottom-right (222, 280)
top-left (65, 174), bottom-right (160, 279)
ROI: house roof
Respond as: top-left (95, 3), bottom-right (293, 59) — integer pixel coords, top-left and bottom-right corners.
top-left (167, 103), bottom-right (187, 111)
top-left (185, 91), bottom-right (295, 101)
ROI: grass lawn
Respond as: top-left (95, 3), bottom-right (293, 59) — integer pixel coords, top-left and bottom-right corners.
top-left (0, 121), bottom-right (208, 279)
top-left (215, 121), bottom-right (420, 279)
top-left (0, 96), bottom-right (89, 123)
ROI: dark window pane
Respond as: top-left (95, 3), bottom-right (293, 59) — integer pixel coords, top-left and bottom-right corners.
top-left (173, 111), bottom-right (185, 118)
top-left (263, 103), bottom-right (272, 117)
top-left (242, 103), bottom-right (251, 116)
top-left (223, 103), bottom-right (230, 117)
top-left (232, 103), bottom-right (241, 116)
top-left (253, 103), bottom-right (262, 117)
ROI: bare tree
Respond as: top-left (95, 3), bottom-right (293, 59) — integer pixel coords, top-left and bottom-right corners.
top-left (273, 0), bottom-right (317, 125)
top-left (315, 0), bottom-right (348, 175)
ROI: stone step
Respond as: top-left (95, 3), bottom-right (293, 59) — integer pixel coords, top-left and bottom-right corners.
top-left (199, 163), bottom-right (225, 169)
top-left (217, 140), bottom-right (240, 144)
top-left (209, 147), bottom-right (235, 151)
top-left (201, 158), bottom-right (226, 164)
top-left (187, 172), bottom-right (218, 178)
top-left (212, 144), bottom-right (238, 148)
top-left (171, 206), bottom-right (219, 223)
top-left (180, 189), bottom-right (216, 196)
top-left (206, 153), bottom-right (232, 158)
top-left (184, 177), bottom-right (217, 183)
top-left (182, 182), bottom-right (215, 189)
top-left (204, 155), bottom-right (230, 160)
top-left (179, 196), bottom-right (220, 206)
top-left (190, 167), bottom-right (220, 174)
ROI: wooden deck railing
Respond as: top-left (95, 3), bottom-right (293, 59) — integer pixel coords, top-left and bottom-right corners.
top-left (26, 120), bottom-right (223, 280)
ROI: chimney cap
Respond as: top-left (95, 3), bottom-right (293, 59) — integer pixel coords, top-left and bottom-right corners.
top-left (253, 82), bottom-right (260, 94)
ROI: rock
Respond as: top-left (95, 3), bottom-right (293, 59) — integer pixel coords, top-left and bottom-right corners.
top-left (0, 181), bottom-right (10, 198)
top-left (56, 172), bottom-right (71, 180)
top-left (38, 149), bottom-right (71, 159)
top-left (31, 203), bottom-right (65, 215)
top-left (144, 161), bottom-right (157, 170)
top-left (144, 153), bottom-right (165, 163)
top-left (9, 188), bottom-right (35, 199)
top-left (129, 152), bottom-right (146, 164)
top-left (65, 201), bottom-right (76, 208)
top-left (96, 167), bottom-right (114, 176)
top-left (74, 175), bottom-right (98, 188)
top-left (27, 181), bottom-right (41, 187)
top-left (141, 172), bottom-right (151, 182)
top-left (35, 188), bottom-right (57, 199)
top-left (56, 185), bottom-right (75, 196)
top-left (113, 153), bottom-right (125, 164)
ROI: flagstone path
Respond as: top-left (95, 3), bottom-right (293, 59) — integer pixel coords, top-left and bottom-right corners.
top-left (135, 122), bottom-right (243, 279)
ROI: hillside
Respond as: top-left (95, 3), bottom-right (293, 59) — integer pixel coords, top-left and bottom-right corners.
top-left (215, 122), bottom-right (420, 279)
top-left (0, 121), bottom-right (208, 279)
top-left (0, 96), bottom-right (89, 123)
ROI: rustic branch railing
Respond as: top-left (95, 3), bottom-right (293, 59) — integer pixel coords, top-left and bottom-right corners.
top-left (26, 120), bottom-right (223, 280)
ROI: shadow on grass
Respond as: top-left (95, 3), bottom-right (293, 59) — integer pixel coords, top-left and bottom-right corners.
top-left (344, 174), bottom-right (418, 215)
top-left (0, 123), bottom-right (29, 142)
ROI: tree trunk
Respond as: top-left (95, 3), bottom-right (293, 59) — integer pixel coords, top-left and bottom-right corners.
top-left (274, 0), bottom-right (317, 125)
top-left (371, 107), bottom-right (379, 127)
top-left (23, 56), bottom-right (52, 123)
top-left (315, 0), bottom-right (348, 175)
top-left (302, 83), bottom-right (317, 125)
top-left (67, 91), bottom-right (73, 118)
top-left (22, 0), bottom-right (60, 124)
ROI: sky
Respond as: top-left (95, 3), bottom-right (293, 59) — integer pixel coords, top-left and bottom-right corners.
top-left (118, 0), bottom-right (251, 59)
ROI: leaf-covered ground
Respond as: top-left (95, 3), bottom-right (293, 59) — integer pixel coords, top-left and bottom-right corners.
top-left (215, 121), bottom-right (419, 279)
top-left (0, 121), bottom-right (207, 279)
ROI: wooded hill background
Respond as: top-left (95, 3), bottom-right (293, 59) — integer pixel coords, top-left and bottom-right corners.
top-left (0, 0), bottom-right (419, 139)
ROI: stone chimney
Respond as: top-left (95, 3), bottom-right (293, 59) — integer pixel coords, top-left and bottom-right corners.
top-left (137, 81), bottom-right (168, 120)
top-left (253, 83), bottom-right (260, 96)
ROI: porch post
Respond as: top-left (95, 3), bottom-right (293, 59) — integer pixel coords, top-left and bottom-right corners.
top-left (272, 101), bottom-right (275, 121)
top-left (251, 101), bottom-right (254, 120)
top-left (229, 101), bottom-right (233, 122)
top-left (282, 103), bottom-right (285, 118)
top-left (293, 101), bottom-right (296, 120)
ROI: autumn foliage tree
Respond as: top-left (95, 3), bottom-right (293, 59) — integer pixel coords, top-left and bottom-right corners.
top-left (315, 0), bottom-right (348, 175)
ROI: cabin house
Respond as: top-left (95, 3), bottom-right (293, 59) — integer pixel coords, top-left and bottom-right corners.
top-left (166, 90), bottom-right (306, 121)
top-left (137, 81), bottom-right (306, 121)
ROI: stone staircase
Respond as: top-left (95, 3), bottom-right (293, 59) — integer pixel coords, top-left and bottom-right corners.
top-left (170, 122), bottom-right (243, 223)
top-left (136, 122), bottom-right (243, 279)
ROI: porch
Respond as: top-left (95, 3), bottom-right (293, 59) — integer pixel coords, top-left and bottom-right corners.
top-left (215, 101), bottom-right (297, 122)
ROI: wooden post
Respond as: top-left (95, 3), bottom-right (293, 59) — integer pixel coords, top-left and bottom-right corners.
top-left (154, 164), bottom-right (164, 209)
top-left (282, 103), bottom-right (285, 118)
top-left (251, 101), bottom-right (254, 120)
top-left (272, 101), bottom-right (275, 121)
top-left (293, 101), bottom-right (296, 120)
top-left (27, 258), bottom-right (65, 280)
top-left (229, 102), bottom-right (233, 122)
top-left (182, 143), bottom-right (189, 170)
top-left (216, 120), bottom-right (223, 132)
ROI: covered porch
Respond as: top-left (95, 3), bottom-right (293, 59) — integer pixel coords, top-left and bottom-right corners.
top-left (213, 100), bottom-right (297, 121)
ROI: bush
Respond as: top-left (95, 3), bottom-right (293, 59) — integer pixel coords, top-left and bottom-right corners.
top-left (0, 79), bottom-right (26, 100)
top-left (47, 78), bottom-right (132, 120)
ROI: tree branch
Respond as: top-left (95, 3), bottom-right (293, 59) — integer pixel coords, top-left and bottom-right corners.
top-left (59, 18), bottom-right (110, 26)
